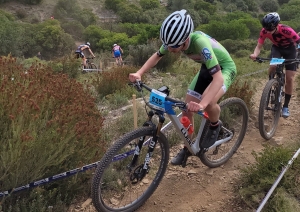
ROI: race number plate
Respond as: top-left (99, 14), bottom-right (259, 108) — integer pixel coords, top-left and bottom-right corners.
top-left (270, 58), bottom-right (285, 65)
top-left (149, 89), bottom-right (166, 111)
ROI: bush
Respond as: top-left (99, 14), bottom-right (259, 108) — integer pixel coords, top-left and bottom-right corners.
top-left (15, 8), bottom-right (27, 19)
top-left (92, 65), bottom-right (139, 99)
top-left (128, 39), bottom-right (180, 72)
top-left (48, 53), bottom-right (81, 79)
top-left (235, 49), bottom-right (251, 58)
top-left (0, 55), bottom-right (106, 210)
top-left (236, 145), bottom-right (300, 211)
top-left (222, 79), bottom-right (255, 112)
top-left (220, 39), bottom-right (257, 55)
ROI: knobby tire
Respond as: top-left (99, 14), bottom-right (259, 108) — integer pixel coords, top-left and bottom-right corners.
top-left (258, 79), bottom-right (281, 140)
top-left (199, 97), bottom-right (249, 168)
top-left (91, 127), bottom-right (169, 212)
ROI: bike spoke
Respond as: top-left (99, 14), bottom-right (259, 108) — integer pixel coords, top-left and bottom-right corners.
top-left (199, 98), bottom-right (248, 168)
top-left (92, 128), bottom-right (169, 211)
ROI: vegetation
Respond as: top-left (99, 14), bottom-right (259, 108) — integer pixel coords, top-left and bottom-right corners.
top-left (0, 0), bottom-right (299, 211)
top-left (237, 144), bottom-right (300, 211)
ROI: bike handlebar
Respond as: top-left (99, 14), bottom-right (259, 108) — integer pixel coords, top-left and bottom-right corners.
top-left (130, 81), bottom-right (186, 108)
top-left (253, 57), bottom-right (300, 64)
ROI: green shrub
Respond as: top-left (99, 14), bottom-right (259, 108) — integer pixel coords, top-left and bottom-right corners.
top-left (128, 39), bottom-right (180, 72)
top-left (92, 65), bottom-right (139, 99)
top-left (237, 145), bottom-right (300, 211)
top-left (0, 55), bottom-right (105, 210)
top-left (48, 54), bottom-right (81, 79)
top-left (222, 79), bottom-right (255, 112)
top-left (15, 8), bottom-right (27, 19)
top-left (235, 49), bottom-right (251, 58)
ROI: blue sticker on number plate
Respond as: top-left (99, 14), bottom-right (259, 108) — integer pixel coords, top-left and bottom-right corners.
top-left (270, 58), bottom-right (285, 65)
top-left (149, 89), bottom-right (167, 111)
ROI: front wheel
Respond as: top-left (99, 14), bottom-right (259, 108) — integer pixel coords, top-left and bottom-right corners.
top-left (199, 97), bottom-right (249, 168)
top-left (91, 127), bottom-right (169, 212)
top-left (258, 79), bottom-right (281, 140)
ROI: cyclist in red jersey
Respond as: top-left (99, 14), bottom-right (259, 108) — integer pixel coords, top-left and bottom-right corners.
top-left (250, 12), bottom-right (300, 118)
top-left (297, 32), bottom-right (300, 69)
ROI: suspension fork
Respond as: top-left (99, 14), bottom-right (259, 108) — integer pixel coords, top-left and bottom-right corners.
top-left (129, 111), bottom-right (156, 168)
top-left (129, 112), bottom-right (165, 182)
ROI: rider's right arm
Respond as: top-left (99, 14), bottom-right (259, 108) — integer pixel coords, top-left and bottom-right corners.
top-left (137, 52), bottom-right (163, 76)
top-left (250, 43), bottom-right (263, 60)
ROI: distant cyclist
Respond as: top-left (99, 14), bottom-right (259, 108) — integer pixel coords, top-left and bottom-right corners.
top-left (250, 12), bottom-right (300, 118)
top-left (75, 42), bottom-right (95, 68)
top-left (297, 32), bottom-right (300, 69)
top-left (112, 44), bottom-right (123, 65)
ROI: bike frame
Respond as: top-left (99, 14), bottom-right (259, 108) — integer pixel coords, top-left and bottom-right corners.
top-left (137, 83), bottom-right (233, 156)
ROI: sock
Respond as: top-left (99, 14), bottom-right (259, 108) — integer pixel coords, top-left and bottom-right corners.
top-left (283, 94), bottom-right (291, 108)
top-left (209, 121), bottom-right (219, 130)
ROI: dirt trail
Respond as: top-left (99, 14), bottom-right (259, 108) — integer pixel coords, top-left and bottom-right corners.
top-left (71, 76), bottom-right (300, 212)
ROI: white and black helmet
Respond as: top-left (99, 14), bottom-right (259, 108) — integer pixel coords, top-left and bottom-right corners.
top-left (160, 9), bottom-right (194, 47)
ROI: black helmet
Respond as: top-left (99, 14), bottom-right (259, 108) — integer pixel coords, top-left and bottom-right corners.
top-left (86, 42), bottom-right (90, 46)
top-left (261, 12), bottom-right (280, 31)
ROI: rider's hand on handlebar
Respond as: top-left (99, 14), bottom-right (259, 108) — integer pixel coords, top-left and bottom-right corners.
top-left (249, 54), bottom-right (257, 60)
top-left (129, 73), bottom-right (142, 83)
top-left (187, 102), bottom-right (204, 113)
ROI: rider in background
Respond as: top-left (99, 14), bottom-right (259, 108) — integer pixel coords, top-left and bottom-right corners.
top-left (112, 44), bottom-right (123, 65)
top-left (297, 32), bottom-right (300, 69)
top-left (75, 42), bottom-right (95, 68)
top-left (250, 12), bottom-right (300, 118)
top-left (128, 9), bottom-right (237, 166)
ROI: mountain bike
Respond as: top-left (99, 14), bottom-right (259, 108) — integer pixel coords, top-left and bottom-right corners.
top-left (255, 57), bottom-right (300, 140)
top-left (91, 81), bottom-right (249, 212)
top-left (82, 57), bottom-right (97, 73)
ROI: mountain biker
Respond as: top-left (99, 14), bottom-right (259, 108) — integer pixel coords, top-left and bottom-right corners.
top-left (128, 9), bottom-right (237, 166)
top-left (297, 32), bottom-right (300, 69)
top-left (250, 12), bottom-right (300, 118)
top-left (112, 44), bottom-right (123, 65)
top-left (75, 42), bottom-right (95, 68)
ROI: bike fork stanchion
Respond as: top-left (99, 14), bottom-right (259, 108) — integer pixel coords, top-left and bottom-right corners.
top-left (256, 148), bottom-right (300, 212)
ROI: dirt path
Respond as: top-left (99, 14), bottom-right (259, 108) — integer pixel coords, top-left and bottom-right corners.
top-left (71, 76), bottom-right (300, 212)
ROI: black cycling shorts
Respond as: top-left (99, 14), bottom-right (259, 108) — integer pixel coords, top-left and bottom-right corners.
top-left (271, 45), bottom-right (297, 71)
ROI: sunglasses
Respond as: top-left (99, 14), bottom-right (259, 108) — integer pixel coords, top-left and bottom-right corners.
top-left (169, 44), bottom-right (181, 49)
top-left (264, 27), bottom-right (276, 32)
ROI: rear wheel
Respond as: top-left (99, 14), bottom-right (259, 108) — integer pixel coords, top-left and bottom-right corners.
top-left (91, 127), bottom-right (169, 212)
top-left (258, 79), bottom-right (281, 140)
top-left (199, 97), bottom-right (249, 168)
top-left (90, 63), bottom-right (97, 70)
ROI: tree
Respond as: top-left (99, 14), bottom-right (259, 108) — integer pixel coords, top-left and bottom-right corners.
top-left (194, 0), bottom-right (217, 14)
top-left (260, 0), bottom-right (279, 12)
top-left (277, 0), bottom-right (290, 5)
top-left (140, 0), bottom-right (160, 11)
top-left (116, 3), bottom-right (142, 23)
top-left (199, 20), bottom-right (250, 41)
top-left (104, 0), bottom-right (123, 12)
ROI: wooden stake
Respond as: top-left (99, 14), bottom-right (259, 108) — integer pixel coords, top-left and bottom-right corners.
top-left (132, 94), bottom-right (137, 129)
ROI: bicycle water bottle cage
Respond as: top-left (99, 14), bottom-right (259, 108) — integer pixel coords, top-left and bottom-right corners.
top-left (158, 86), bottom-right (170, 96)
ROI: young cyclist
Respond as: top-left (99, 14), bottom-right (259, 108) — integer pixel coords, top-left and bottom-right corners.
top-left (75, 42), bottom-right (95, 68)
top-left (128, 9), bottom-right (237, 166)
top-left (250, 12), bottom-right (300, 118)
top-left (297, 32), bottom-right (300, 69)
top-left (112, 44), bottom-right (124, 65)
